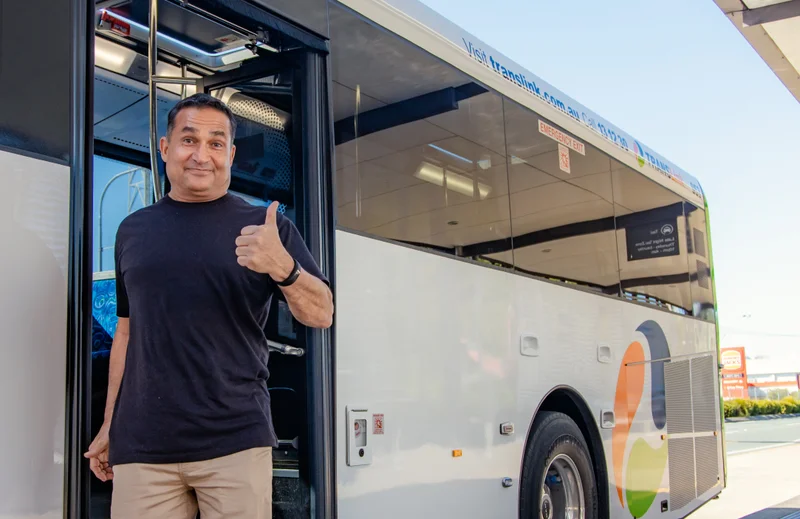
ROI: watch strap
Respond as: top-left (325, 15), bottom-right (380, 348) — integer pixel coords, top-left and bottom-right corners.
top-left (275, 258), bottom-right (301, 287)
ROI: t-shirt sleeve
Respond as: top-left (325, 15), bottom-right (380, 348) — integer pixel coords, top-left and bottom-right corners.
top-left (277, 215), bottom-right (329, 285)
top-left (114, 228), bottom-right (130, 318)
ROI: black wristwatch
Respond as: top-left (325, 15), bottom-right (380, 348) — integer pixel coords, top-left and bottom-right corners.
top-left (275, 258), bottom-right (302, 287)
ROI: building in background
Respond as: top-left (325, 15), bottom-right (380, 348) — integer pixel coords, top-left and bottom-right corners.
top-left (745, 347), bottom-right (800, 399)
top-left (720, 341), bottom-right (800, 400)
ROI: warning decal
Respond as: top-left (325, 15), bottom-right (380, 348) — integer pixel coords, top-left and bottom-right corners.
top-left (558, 144), bottom-right (571, 174)
top-left (372, 414), bottom-right (384, 435)
top-left (538, 120), bottom-right (586, 155)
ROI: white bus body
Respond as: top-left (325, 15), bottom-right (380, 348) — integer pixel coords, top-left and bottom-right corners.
top-left (0, 0), bottom-right (722, 518)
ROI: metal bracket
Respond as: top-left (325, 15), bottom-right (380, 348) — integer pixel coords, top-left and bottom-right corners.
top-left (197, 52), bottom-right (298, 93)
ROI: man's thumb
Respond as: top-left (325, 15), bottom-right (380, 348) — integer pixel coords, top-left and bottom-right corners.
top-left (265, 201), bottom-right (278, 225)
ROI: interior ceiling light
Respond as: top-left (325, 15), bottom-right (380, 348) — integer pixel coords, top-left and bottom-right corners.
top-left (414, 161), bottom-right (491, 200)
top-left (94, 37), bottom-right (136, 74)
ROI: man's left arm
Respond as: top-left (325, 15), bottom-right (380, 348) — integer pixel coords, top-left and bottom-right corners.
top-left (236, 201), bottom-right (334, 329)
top-left (270, 258), bottom-right (333, 329)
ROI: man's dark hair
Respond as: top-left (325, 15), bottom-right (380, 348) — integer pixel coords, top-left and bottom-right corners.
top-left (166, 93), bottom-right (237, 141)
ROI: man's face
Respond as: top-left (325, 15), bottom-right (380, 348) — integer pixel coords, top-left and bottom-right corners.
top-left (159, 106), bottom-right (236, 202)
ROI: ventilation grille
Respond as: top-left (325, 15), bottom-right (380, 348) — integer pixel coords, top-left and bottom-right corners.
top-left (665, 360), bottom-right (693, 434)
top-left (667, 437), bottom-right (696, 511)
top-left (663, 354), bottom-right (722, 512)
top-left (694, 436), bottom-right (719, 497)
top-left (691, 356), bottom-right (718, 433)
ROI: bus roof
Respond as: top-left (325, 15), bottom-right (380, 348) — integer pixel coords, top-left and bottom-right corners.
top-left (341, 0), bottom-right (706, 206)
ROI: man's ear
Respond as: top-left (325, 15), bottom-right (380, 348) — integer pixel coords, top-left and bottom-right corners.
top-left (159, 136), bottom-right (169, 162)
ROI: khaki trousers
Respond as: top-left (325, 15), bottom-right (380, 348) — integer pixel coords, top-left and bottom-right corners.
top-left (110, 447), bottom-right (272, 519)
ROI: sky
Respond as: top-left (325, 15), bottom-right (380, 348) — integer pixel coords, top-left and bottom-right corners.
top-left (417, 0), bottom-right (800, 359)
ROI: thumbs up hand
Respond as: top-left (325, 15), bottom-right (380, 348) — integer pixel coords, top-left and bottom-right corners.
top-left (235, 201), bottom-right (294, 279)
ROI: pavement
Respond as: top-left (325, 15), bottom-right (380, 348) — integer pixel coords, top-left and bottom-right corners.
top-left (689, 415), bottom-right (800, 519)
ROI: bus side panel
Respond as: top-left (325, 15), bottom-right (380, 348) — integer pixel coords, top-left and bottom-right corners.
top-left (335, 230), bottom-right (521, 518)
top-left (335, 230), bottom-right (720, 518)
top-left (612, 298), bottom-right (722, 518)
top-left (0, 149), bottom-right (71, 517)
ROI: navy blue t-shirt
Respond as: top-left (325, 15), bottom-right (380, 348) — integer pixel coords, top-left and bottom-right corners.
top-left (108, 192), bottom-right (326, 466)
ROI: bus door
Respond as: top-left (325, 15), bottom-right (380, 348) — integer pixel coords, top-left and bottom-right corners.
top-left (88, 1), bottom-right (334, 517)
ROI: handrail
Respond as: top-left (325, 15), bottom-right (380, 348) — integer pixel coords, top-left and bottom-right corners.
top-left (97, 167), bottom-right (150, 271)
top-left (148, 0), bottom-right (162, 202)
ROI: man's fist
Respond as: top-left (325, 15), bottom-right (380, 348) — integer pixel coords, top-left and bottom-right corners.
top-left (235, 201), bottom-right (294, 279)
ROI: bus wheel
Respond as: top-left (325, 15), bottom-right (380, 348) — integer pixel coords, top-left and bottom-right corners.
top-left (519, 411), bottom-right (598, 519)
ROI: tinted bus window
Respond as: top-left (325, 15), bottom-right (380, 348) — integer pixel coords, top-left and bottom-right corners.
top-left (329, 4), bottom-right (514, 266)
top-left (612, 161), bottom-right (692, 315)
top-left (496, 100), bottom-right (620, 295)
top-left (685, 204), bottom-right (715, 321)
top-left (0, 0), bottom-right (71, 161)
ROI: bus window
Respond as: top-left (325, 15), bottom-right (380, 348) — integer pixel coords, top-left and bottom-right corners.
top-left (93, 156), bottom-right (152, 273)
top-left (685, 204), bottom-right (716, 321)
top-left (611, 161), bottom-right (693, 315)
top-left (0, 1), bottom-right (71, 161)
top-left (329, 4), bottom-right (514, 266)
top-left (500, 100), bottom-right (620, 295)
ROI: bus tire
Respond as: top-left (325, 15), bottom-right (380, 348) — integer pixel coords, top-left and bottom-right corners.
top-left (519, 411), bottom-right (598, 519)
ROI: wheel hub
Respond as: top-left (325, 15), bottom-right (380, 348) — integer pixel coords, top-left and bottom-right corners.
top-left (540, 454), bottom-right (585, 519)
top-left (540, 491), bottom-right (553, 519)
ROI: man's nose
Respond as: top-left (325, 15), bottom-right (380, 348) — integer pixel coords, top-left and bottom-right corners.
top-left (192, 144), bottom-right (211, 164)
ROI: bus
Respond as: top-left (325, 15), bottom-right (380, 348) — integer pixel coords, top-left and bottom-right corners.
top-left (0, 0), bottom-right (723, 518)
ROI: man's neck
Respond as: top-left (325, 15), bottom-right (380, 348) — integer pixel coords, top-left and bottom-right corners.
top-left (166, 190), bottom-right (227, 203)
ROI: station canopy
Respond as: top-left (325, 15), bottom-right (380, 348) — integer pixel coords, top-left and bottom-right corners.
top-left (713, 0), bottom-right (800, 103)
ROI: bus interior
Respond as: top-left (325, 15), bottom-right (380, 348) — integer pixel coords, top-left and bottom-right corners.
top-left (89, 1), bottom-right (324, 516)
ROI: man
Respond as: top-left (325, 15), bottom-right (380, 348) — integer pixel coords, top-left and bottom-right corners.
top-left (84, 93), bottom-right (334, 519)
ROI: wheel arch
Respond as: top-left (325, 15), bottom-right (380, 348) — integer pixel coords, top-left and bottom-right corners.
top-left (520, 386), bottom-right (610, 518)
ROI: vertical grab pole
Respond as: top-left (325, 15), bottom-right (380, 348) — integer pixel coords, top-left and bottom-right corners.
top-left (181, 63), bottom-right (188, 99)
top-left (148, 0), bottom-right (163, 201)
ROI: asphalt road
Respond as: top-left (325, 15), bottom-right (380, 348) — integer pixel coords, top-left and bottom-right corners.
top-left (724, 415), bottom-right (800, 455)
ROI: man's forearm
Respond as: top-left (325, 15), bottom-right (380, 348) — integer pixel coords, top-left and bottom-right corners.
top-left (280, 270), bottom-right (334, 329)
top-left (104, 320), bottom-right (130, 423)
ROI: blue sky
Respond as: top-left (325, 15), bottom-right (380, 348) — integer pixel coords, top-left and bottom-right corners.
top-left (418, 0), bottom-right (800, 352)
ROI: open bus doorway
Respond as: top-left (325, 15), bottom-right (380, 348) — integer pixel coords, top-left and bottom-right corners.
top-left (88, 1), bottom-right (333, 517)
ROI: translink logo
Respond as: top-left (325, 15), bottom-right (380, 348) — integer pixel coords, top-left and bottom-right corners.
top-left (634, 140), bottom-right (672, 176)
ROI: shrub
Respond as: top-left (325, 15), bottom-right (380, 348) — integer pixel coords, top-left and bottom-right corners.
top-left (724, 398), bottom-right (800, 418)
top-left (724, 399), bottom-right (749, 418)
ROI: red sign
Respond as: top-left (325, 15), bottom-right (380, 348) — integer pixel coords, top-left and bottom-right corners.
top-left (372, 414), bottom-right (384, 435)
top-left (538, 120), bottom-right (586, 155)
top-left (558, 144), bottom-right (571, 174)
top-left (721, 347), bottom-right (748, 400)
top-left (101, 12), bottom-right (131, 36)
